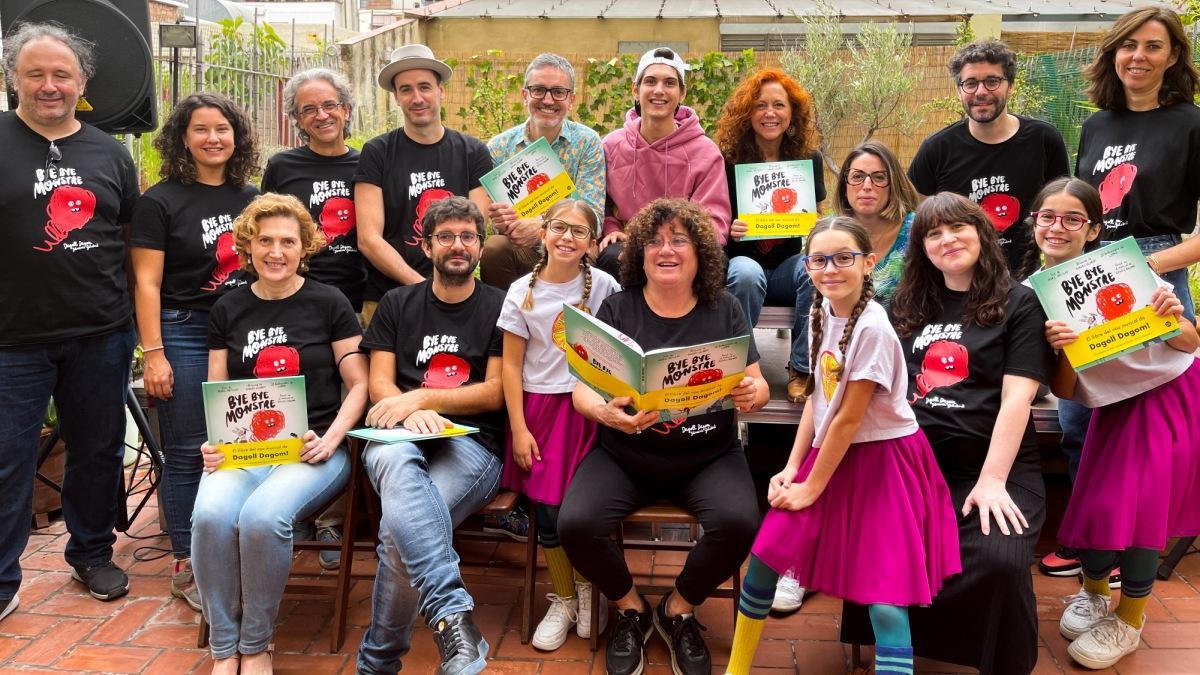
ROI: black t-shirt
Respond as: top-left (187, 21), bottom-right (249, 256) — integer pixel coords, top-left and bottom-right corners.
top-left (908, 116), bottom-right (1070, 273)
top-left (360, 280), bottom-right (506, 455)
top-left (261, 146), bottom-right (366, 310)
top-left (129, 178), bottom-right (259, 311)
top-left (724, 153), bottom-right (827, 271)
top-left (594, 288), bottom-right (760, 469)
top-left (1075, 103), bottom-right (1200, 240)
top-left (352, 128), bottom-right (493, 300)
top-left (0, 112), bottom-right (139, 347)
top-left (208, 280), bottom-right (361, 435)
top-left (894, 283), bottom-right (1053, 492)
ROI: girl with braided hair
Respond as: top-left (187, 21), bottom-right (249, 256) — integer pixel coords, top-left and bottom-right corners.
top-left (497, 199), bottom-right (621, 651)
top-left (726, 217), bottom-right (960, 675)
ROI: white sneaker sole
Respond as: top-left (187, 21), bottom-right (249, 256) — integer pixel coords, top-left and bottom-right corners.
top-left (1067, 639), bottom-right (1136, 670)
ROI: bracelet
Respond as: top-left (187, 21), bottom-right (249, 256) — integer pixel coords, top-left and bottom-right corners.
top-left (1147, 254), bottom-right (1161, 274)
top-left (141, 345), bottom-right (165, 354)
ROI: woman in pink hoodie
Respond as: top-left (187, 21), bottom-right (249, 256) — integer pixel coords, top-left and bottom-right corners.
top-left (596, 47), bottom-right (732, 278)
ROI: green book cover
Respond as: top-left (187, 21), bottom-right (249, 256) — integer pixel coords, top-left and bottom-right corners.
top-left (733, 159), bottom-right (818, 239)
top-left (347, 423), bottom-right (479, 444)
top-left (479, 136), bottom-right (575, 218)
top-left (202, 375), bottom-right (308, 469)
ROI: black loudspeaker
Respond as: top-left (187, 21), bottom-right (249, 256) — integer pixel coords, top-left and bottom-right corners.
top-left (2, 0), bottom-right (157, 133)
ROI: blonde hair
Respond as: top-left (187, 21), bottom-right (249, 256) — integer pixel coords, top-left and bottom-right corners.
top-left (521, 199), bottom-right (598, 311)
top-left (232, 193), bottom-right (325, 273)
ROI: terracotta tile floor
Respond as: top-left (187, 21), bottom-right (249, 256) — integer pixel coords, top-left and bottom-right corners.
top-left (4, 481), bottom-right (1199, 674)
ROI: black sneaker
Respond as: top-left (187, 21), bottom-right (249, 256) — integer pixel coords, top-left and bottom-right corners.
top-left (71, 561), bottom-right (129, 601)
top-left (431, 611), bottom-right (488, 675)
top-left (606, 598), bottom-right (653, 675)
top-left (653, 594), bottom-right (711, 675)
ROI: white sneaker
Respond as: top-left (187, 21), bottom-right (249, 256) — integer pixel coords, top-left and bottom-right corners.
top-left (771, 573), bottom-right (805, 614)
top-left (0, 594), bottom-right (18, 623)
top-left (1060, 590), bottom-right (1110, 640)
top-left (575, 581), bottom-right (608, 639)
top-left (531, 593), bottom-right (578, 651)
top-left (1067, 614), bottom-right (1143, 670)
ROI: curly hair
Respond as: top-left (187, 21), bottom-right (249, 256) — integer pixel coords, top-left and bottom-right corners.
top-left (620, 198), bottom-right (727, 309)
top-left (834, 140), bottom-right (919, 226)
top-left (3, 21), bottom-right (96, 83)
top-left (1017, 176), bottom-right (1104, 279)
top-left (715, 68), bottom-right (819, 164)
top-left (282, 68), bottom-right (354, 142)
top-left (154, 92), bottom-right (260, 186)
top-left (890, 192), bottom-right (1013, 339)
top-left (232, 193), bottom-right (325, 274)
top-left (1086, 7), bottom-right (1199, 111)
top-left (948, 39), bottom-right (1018, 83)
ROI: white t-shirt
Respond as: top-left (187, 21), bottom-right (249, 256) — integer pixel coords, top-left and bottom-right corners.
top-left (810, 299), bottom-right (919, 446)
top-left (498, 267), bottom-right (621, 394)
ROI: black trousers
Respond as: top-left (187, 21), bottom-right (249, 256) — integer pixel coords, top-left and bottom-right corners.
top-left (558, 445), bottom-right (759, 606)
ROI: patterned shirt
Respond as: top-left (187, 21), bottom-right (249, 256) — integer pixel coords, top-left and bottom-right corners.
top-left (488, 118), bottom-right (605, 222)
top-left (872, 211), bottom-right (914, 306)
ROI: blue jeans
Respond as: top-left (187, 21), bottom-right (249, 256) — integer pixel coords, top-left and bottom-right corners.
top-left (357, 435), bottom-right (501, 674)
top-left (1136, 234), bottom-right (1196, 323)
top-left (725, 254), bottom-right (814, 373)
top-left (155, 308), bottom-right (209, 558)
top-left (0, 324), bottom-right (135, 601)
top-left (1057, 398), bottom-right (1091, 483)
top-left (191, 446), bottom-right (349, 659)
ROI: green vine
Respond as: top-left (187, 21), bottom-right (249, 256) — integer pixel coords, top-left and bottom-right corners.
top-left (450, 50), bottom-right (525, 139)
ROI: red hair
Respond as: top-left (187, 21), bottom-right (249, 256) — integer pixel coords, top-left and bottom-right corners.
top-left (715, 68), bottom-right (820, 164)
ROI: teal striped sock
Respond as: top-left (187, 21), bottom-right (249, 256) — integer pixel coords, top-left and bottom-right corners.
top-left (869, 604), bottom-right (913, 674)
top-left (875, 645), bottom-right (914, 674)
top-left (737, 555), bottom-right (778, 620)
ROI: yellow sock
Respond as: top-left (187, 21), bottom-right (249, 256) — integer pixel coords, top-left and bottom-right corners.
top-left (725, 613), bottom-right (766, 675)
top-left (543, 546), bottom-right (575, 598)
top-left (1083, 575), bottom-right (1111, 598)
top-left (1116, 594), bottom-right (1149, 629)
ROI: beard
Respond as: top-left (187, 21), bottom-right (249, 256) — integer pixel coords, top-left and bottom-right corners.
top-left (962, 92), bottom-right (1009, 124)
top-left (433, 253), bottom-right (477, 286)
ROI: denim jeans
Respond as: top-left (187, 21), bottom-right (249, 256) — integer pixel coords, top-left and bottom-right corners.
top-left (725, 254), bottom-right (814, 373)
top-left (1136, 234), bottom-right (1196, 323)
top-left (155, 308), bottom-right (209, 558)
top-left (191, 446), bottom-right (349, 659)
top-left (0, 324), bottom-right (135, 601)
top-left (357, 435), bottom-right (501, 674)
top-left (1057, 398), bottom-right (1091, 483)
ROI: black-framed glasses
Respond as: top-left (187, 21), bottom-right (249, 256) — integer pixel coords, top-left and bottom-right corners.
top-left (957, 76), bottom-right (1007, 93)
top-left (1032, 210), bottom-right (1090, 231)
top-left (429, 231), bottom-right (481, 247)
top-left (297, 101), bottom-right (344, 118)
top-left (803, 251), bottom-right (867, 271)
top-left (525, 85), bottom-right (572, 101)
top-left (846, 170), bottom-right (889, 187)
top-left (545, 219), bottom-right (591, 240)
top-left (45, 141), bottom-right (62, 173)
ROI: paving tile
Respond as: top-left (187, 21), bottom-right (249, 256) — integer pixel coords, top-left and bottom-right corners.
top-left (54, 643), bottom-right (158, 672)
top-left (1161, 597), bottom-right (1200, 621)
top-left (0, 636), bottom-right (31, 662)
top-left (0, 611), bottom-right (56, 638)
top-left (142, 648), bottom-right (207, 675)
top-left (29, 589), bottom-right (129, 617)
top-left (14, 571), bottom-right (71, 608)
top-left (1139, 622), bottom-right (1200, 649)
top-left (1114, 647), bottom-right (1200, 674)
top-left (9, 618), bottom-right (100, 666)
top-left (91, 598), bottom-right (165, 643)
top-left (130, 622), bottom-right (204, 648)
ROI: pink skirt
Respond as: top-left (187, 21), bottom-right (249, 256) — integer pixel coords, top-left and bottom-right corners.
top-left (752, 431), bottom-right (961, 606)
top-left (502, 392), bottom-right (597, 506)
top-left (1058, 359), bottom-right (1200, 551)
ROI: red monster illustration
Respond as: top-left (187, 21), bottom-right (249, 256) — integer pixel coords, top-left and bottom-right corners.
top-left (911, 340), bottom-right (970, 402)
top-left (203, 231), bottom-right (240, 291)
top-left (250, 409), bottom-right (286, 441)
top-left (253, 345), bottom-right (300, 378)
top-left (770, 187), bottom-right (797, 214)
top-left (526, 173), bottom-right (550, 193)
top-left (406, 188), bottom-right (455, 247)
top-left (1098, 163), bottom-right (1137, 213)
top-left (1096, 283), bottom-right (1135, 321)
top-left (651, 415), bottom-right (687, 435)
top-left (687, 369), bottom-right (723, 387)
top-left (33, 185), bottom-right (97, 251)
top-left (571, 342), bottom-right (588, 362)
top-left (422, 352), bottom-right (470, 388)
top-left (755, 239), bottom-right (781, 256)
top-left (979, 193), bottom-right (1020, 232)
top-left (318, 197), bottom-right (355, 242)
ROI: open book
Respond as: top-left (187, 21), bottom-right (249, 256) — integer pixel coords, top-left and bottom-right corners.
top-left (347, 423), bottom-right (479, 444)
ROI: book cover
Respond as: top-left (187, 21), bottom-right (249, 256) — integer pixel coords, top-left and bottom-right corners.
top-left (562, 304), bottom-right (750, 423)
top-left (1028, 236), bottom-right (1182, 370)
top-left (347, 423), bottom-right (479, 444)
top-left (202, 376), bottom-right (308, 469)
top-left (479, 136), bottom-right (576, 218)
top-left (733, 160), bottom-right (819, 239)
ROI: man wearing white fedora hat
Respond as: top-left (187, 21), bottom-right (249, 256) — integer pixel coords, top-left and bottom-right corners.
top-left (353, 43), bottom-right (493, 326)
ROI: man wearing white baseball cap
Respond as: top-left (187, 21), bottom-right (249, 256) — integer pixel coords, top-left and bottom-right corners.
top-left (353, 43), bottom-right (493, 325)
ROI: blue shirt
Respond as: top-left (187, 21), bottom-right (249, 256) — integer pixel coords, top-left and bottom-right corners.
top-left (488, 118), bottom-right (605, 221)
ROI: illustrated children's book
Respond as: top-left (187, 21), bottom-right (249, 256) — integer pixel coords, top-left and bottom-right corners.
top-left (733, 159), bottom-right (818, 239)
top-left (479, 136), bottom-right (576, 218)
top-left (202, 376), bottom-right (308, 469)
top-left (347, 423), bottom-right (479, 444)
top-left (1028, 236), bottom-right (1182, 370)
top-left (562, 304), bottom-right (750, 423)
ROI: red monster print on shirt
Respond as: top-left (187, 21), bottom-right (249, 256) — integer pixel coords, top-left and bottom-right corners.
top-left (254, 345), bottom-right (300, 378)
top-left (1096, 283), bottom-right (1135, 321)
top-left (318, 197), bottom-right (356, 242)
top-left (422, 352), bottom-right (470, 388)
top-left (406, 188), bottom-right (454, 247)
top-left (979, 193), bottom-right (1020, 233)
top-left (911, 340), bottom-right (970, 403)
top-left (1098, 163), bottom-right (1137, 213)
top-left (203, 231), bottom-right (240, 291)
top-left (33, 185), bottom-right (97, 251)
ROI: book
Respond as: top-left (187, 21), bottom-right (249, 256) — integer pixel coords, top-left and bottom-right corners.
top-left (1027, 236), bottom-right (1182, 370)
top-left (733, 159), bottom-right (819, 239)
top-left (347, 423), bottom-right (479, 444)
top-left (202, 376), bottom-right (308, 469)
top-left (479, 136), bottom-right (576, 218)
top-left (562, 303), bottom-right (750, 423)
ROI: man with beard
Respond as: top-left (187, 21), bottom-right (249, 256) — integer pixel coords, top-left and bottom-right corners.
top-left (907, 39), bottom-right (1069, 273)
top-left (356, 196), bottom-right (505, 675)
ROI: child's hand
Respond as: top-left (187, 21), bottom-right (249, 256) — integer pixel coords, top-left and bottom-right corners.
top-left (1044, 320), bottom-right (1078, 350)
top-left (730, 219), bottom-right (749, 242)
top-left (201, 442), bottom-right (224, 473)
top-left (511, 430), bottom-right (541, 471)
top-left (1151, 286), bottom-right (1186, 318)
top-left (767, 465), bottom-right (799, 503)
top-left (768, 480), bottom-right (821, 512)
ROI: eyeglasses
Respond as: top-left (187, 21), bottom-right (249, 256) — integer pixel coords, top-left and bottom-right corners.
top-left (45, 141), bottom-right (62, 174)
top-left (1031, 210), bottom-right (1090, 231)
top-left (803, 251), bottom-right (867, 271)
top-left (429, 231), bottom-right (481, 247)
top-left (525, 85), bottom-right (572, 101)
top-left (645, 235), bottom-right (692, 251)
top-left (957, 76), bottom-right (1007, 93)
top-left (546, 219), bottom-right (592, 240)
top-left (297, 101), bottom-right (344, 119)
top-left (846, 170), bottom-right (889, 187)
